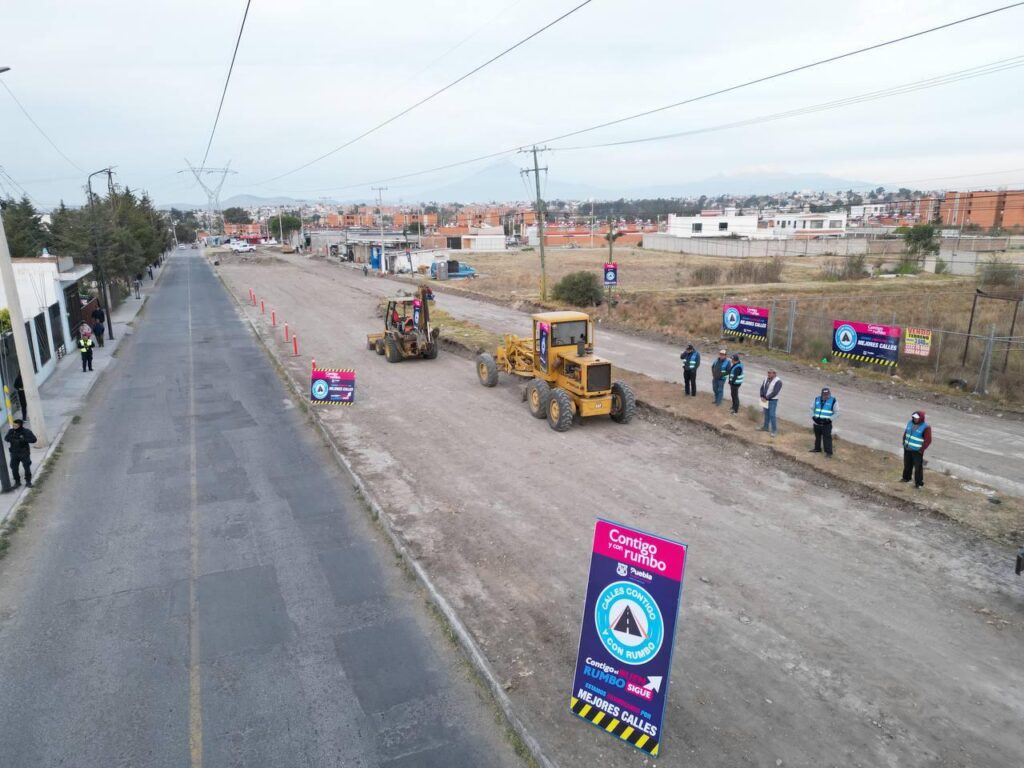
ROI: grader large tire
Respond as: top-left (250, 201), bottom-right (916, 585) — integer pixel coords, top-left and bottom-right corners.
top-left (526, 379), bottom-right (551, 419)
top-left (476, 353), bottom-right (498, 387)
top-left (547, 388), bottom-right (574, 432)
top-left (385, 336), bottom-right (403, 363)
top-left (375, 338), bottom-right (385, 356)
top-left (610, 380), bottom-right (636, 424)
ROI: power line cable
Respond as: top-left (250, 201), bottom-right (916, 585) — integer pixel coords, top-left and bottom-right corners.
top-left (0, 79), bottom-right (84, 173)
top-left (549, 55), bottom-right (1024, 151)
top-left (531, 2), bottom-right (1024, 148)
top-left (258, 0), bottom-right (596, 184)
top-left (264, 51), bottom-right (1024, 197)
top-left (200, 0), bottom-right (252, 170)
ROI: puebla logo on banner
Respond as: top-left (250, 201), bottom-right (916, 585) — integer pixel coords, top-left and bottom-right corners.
top-left (594, 581), bottom-right (665, 665)
top-left (834, 323), bottom-right (858, 353)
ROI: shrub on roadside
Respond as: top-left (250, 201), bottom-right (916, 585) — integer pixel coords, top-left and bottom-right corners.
top-left (820, 253), bottom-right (867, 281)
top-left (691, 265), bottom-right (722, 285)
top-left (552, 271), bottom-right (604, 306)
top-left (979, 257), bottom-right (1021, 287)
top-left (727, 257), bottom-right (784, 284)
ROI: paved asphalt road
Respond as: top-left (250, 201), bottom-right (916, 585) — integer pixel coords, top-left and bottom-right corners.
top-left (0, 253), bottom-right (522, 768)
top-left (332, 262), bottom-right (1024, 497)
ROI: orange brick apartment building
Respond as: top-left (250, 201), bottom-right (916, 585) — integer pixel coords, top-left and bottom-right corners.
top-left (939, 190), bottom-right (1024, 231)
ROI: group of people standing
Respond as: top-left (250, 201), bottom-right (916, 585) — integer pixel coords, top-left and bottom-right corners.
top-left (77, 305), bottom-right (108, 372)
top-left (680, 344), bottom-right (934, 487)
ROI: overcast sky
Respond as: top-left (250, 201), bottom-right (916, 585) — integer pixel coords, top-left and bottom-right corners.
top-left (2, 0), bottom-right (1024, 208)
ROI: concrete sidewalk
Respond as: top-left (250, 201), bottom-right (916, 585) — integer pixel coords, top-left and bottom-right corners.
top-left (0, 260), bottom-right (166, 525)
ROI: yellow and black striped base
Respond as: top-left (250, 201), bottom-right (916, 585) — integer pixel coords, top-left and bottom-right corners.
top-left (832, 351), bottom-right (898, 367)
top-left (570, 696), bottom-right (659, 756)
top-left (723, 329), bottom-right (766, 340)
top-left (312, 400), bottom-right (354, 406)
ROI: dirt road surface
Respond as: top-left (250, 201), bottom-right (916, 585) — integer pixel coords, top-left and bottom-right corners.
top-left (219, 256), bottom-right (1024, 768)
top-left (281, 253), bottom-right (1024, 499)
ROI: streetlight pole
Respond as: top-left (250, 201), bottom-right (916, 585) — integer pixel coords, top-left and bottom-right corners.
top-left (87, 169), bottom-right (116, 341)
top-left (0, 67), bottom-right (48, 452)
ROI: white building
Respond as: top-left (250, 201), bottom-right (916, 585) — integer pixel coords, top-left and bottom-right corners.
top-left (850, 203), bottom-right (889, 219)
top-left (0, 256), bottom-right (93, 392)
top-left (461, 224), bottom-right (505, 251)
top-left (769, 212), bottom-right (847, 238)
top-left (666, 209), bottom-right (763, 239)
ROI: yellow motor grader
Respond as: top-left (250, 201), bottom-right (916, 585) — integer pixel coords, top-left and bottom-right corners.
top-left (475, 310), bottom-right (635, 432)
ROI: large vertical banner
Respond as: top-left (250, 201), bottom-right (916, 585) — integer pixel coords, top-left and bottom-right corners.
top-left (569, 520), bottom-right (688, 758)
top-left (832, 320), bottom-right (901, 366)
top-left (310, 368), bottom-right (356, 404)
top-left (537, 322), bottom-right (550, 373)
top-left (603, 263), bottom-right (618, 287)
top-left (722, 304), bottom-right (769, 340)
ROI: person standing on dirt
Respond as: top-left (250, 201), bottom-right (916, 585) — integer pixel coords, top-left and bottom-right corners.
top-left (711, 349), bottom-right (730, 406)
top-left (362, 264), bottom-right (369, 277)
top-left (758, 369), bottom-right (782, 436)
top-left (5, 419), bottom-right (37, 488)
top-left (680, 344), bottom-right (700, 397)
top-left (78, 334), bottom-right (95, 372)
top-left (809, 386), bottom-right (837, 457)
top-left (727, 354), bottom-right (744, 414)
top-left (900, 411), bottom-right (931, 489)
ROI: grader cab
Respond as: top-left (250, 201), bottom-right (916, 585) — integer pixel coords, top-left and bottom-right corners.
top-left (366, 285), bottom-right (440, 362)
top-left (474, 310), bottom-right (635, 431)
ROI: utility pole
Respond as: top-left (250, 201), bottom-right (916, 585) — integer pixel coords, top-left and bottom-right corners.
top-left (278, 207), bottom-right (284, 244)
top-left (372, 186), bottom-right (388, 274)
top-left (520, 146), bottom-right (548, 300)
top-left (87, 168), bottom-right (117, 341)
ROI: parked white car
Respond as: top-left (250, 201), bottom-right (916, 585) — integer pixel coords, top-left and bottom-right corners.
top-left (231, 242), bottom-right (256, 253)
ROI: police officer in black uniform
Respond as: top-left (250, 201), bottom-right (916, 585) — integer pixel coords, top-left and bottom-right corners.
top-left (5, 419), bottom-right (38, 488)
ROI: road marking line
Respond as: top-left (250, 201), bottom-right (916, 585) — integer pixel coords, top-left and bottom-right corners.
top-left (187, 256), bottom-right (204, 767)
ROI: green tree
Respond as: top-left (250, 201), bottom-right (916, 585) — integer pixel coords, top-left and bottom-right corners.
top-left (222, 206), bottom-right (252, 224)
top-left (552, 271), bottom-right (604, 306)
top-left (272, 214), bottom-right (302, 239)
top-left (904, 223), bottom-right (939, 258)
top-left (1, 196), bottom-right (47, 257)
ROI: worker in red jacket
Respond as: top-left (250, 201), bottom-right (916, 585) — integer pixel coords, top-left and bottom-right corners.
top-left (900, 410), bottom-right (932, 489)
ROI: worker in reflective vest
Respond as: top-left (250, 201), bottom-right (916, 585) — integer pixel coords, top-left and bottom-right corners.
top-left (679, 344), bottom-right (700, 397)
top-left (77, 335), bottom-right (95, 372)
top-left (711, 349), bottom-right (730, 406)
top-left (727, 354), bottom-right (744, 415)
top-left (809, 387), bottom-right (837, 457)
top-left (900, 410), bottom-right (931, 489)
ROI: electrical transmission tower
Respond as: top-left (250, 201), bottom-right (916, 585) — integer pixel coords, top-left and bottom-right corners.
top-left (179, 159), bottom-right (237, 234)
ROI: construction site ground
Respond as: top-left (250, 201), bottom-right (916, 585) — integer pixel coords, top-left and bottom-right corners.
top-left (216, 253), bottom-right (1024, 768)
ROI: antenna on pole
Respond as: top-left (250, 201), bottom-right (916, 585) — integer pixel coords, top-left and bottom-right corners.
top-left (179, 159), bottom-right (237, 235)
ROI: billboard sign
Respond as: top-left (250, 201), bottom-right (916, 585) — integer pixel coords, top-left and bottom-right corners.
top-left (569, 520), bottom-right (688, 758)
top-left (310, 368), bottom-right (356, 405)
top-left (603, 262), bottom-right (618, 287)
top-left (904, 327), bottom-right (932, 357)
top-left (722, 304), bottom-right (769, 340)
top-left (832, 320), bottom-right (900, 367)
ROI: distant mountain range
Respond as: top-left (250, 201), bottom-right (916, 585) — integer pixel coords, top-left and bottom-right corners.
top-left (157, 167), bottom-right (876, 209)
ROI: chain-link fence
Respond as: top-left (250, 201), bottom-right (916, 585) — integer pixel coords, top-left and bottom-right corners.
top-left (739, 290), bottom-right (1024, 401)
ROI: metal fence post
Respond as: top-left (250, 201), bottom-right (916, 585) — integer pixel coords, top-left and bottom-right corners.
top-left (768, 298), bottom-right (777, 350)
top-left (933, 331), bottom-right (942, 380)
top-left (974, 325), bottom-right (996, 394)
top-left (786, 299), bottom-right (797, 353)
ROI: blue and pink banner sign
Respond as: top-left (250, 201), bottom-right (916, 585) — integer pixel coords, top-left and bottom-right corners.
top-left (310, 368), bottom-right (356, 405)
top-left (832, 320), bottom-right (901, 367)
top-left (722, 304), bottom-right (769, 340)
top-left (569, 520), bottom-right (687, 758)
